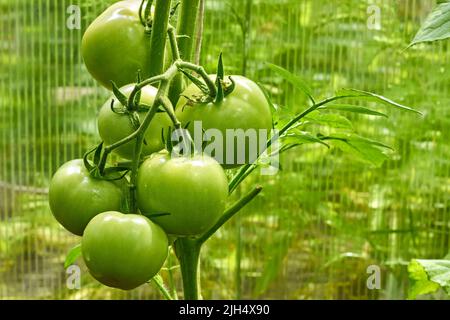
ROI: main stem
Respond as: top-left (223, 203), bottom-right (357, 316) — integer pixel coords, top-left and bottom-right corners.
top-left (169, 0), bottom-right (201, 105)
top-left (148, 0), bottom-right (172, 78)
top-left (174, 238), bottom-right (201, 300)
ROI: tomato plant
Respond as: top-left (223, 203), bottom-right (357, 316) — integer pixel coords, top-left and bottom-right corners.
top-left (50, 0), bottom-right (420, 300)
top-left (137, 151), bottom-right (229, 236)
top-left (176, 75), bottom-right (273, 168)
top-left (98, 84), bottom-right (172, 159)
top-left (82, 211), bottom-right (168, 290)
top-left (81, 0), bottom-right (153, 89)
top-left (49, 159), bottom-right (127, 236)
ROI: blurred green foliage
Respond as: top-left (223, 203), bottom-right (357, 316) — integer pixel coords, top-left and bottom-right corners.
top-left (0, 0), bottom-right (449, 299)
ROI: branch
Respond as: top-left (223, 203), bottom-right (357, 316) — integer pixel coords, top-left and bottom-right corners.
top-left (197, 186), bottom-right (263, 244)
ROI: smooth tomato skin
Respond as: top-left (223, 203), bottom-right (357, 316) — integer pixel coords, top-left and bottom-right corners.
top-left (175, 75), bottom-right (273, 168)
top-left (48, 159), bottom-right (126, 236)
top-left (81, 0), bottom-right (151, 89)
top-left (97, 84), bottom-right (172, 160)
top-left (82, 211), bottom-right (168, 290)
top-left (137, 152), bottom-right (229, 236)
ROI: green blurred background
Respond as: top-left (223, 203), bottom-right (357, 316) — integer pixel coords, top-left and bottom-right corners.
top-left (0, 0), bottom-right (449, 299)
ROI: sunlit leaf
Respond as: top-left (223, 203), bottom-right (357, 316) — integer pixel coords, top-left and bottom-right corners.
top-left (64, 244), bottom-right (81, 269)
top-left (408, 259), bottom-right (450, 299)
top-left (336, 89), bottom-right (422, 114)
top-left (409, 1), bottom-right (450, 47)
top-left (305, 111), bottom-right (353, 129)
top-left (266, 63), bottom-right (315, 104)
top-left (323, 133), bottom-right (392, 167)
top-left (281, 131), bottom-right (329, 149)
top-left (319, 104), bottom-right (388, 118)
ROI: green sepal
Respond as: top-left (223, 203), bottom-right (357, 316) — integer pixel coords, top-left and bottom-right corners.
top-left (64, 244), bottom-right (82, 269)
top-left (214, 53), bottom-right (225, 103)
top-left (144, 0), bottom-right (153, 33)
top-left (223, 76), bottom-right (236, 97)
top-left (101, 166), bottom-right (130, 181)
top-left (110, 99), bottom-right (127, 115)
top-left (146, 212), bottom-right (171, 218)
top-left (139, 0), bottom-right (146, 26)
top-left (82, 144), bottom-right (99, 173)
top-left (93, 142), bottom-right (103, 165)
top-left (170, 2), bottom-right (180, 18)
top-left (111, 81), bottom-right (128, 107)
top-left (134, 72), bottom-right (142, 107)
top-left (181, 70), bottom-right (209, 95)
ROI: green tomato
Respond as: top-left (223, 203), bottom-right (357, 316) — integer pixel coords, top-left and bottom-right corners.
top-left (82, 211), bottom-right (168, 290)
top-left (48, 159), bottom-right (127, 236)
top-left (137, 151), bottom-right (229, 236)
top-left (97, 84), bottom-right (172, 160)
top-left (175, 75), bottom-right (273, 169)
top-left (81, 0), bottom-right (152, 89)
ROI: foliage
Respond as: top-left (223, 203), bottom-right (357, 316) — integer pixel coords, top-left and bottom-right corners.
top-left (409, 0), bottom-right (450, 47)
top-left (0, 0), bottom-right (448, 299)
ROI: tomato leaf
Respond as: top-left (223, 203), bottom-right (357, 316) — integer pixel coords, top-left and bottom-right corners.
top-left (408, 259), bottom-right (450, 299)
top-left (409, 1), bottom-right (450, 47)
top-left (266, 63), bottom-right (315, 104)
top-left (323, 133), bottom-right (392, 167)
top-left (304, 111), bottom-right (353, 129)
top-left (318, 104), bottom-right (388, 118)
top-left (336, 89), bottom-right (422, 115)
top-left (281, 131), bottom-right (330, 149)
top-left (64, 244), bottom-right (82, 269)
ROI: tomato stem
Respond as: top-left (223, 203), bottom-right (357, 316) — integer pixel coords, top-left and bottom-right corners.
top-left (151, 275), bottom-right (174, 300)
top-left (168, 0), bottom-right (201, 105)
top-left (227, 95), bottom-right (358, 194)
top-left (174, 237), bottom-right (201, 300)
top-left (148, 0), bottom-right (172, 78)
top-left (197, 186), bottom-right (263, 244)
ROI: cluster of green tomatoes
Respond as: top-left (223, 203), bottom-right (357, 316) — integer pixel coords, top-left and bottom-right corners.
top-left (49, 0), bottom-right (272, 290)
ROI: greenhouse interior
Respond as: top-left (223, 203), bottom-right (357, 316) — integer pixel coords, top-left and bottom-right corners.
top-left (0, 0), bottom-right (449, 301)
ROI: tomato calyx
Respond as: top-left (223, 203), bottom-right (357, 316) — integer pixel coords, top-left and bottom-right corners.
top-left (83, 143), bottom-right (129, 181)
top-left (109, 81), bottom-right (151, 146)
top-left (160, 125), bottom-right (195, 156)
top-left (179, 54), bottom-right (236, 107)
top-left (138, 0), bottom-right (153, 33)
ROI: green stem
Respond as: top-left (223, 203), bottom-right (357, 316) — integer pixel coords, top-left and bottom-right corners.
top-left (228, 95), bottom-right (355, 194)
top-left (148, 0), bottom-right (172, 78)
top-left (129, 81), bottom-right (171, 213)
top-left (151, 275), bottom-right (174, 300)
top-left (174, 237), bottom-right (201, 300)
top-left (160, 95), bottom-right (181, 128)
top-left (175, 0), bottom-right (201, 62)
top-left (167, 248), bottom-right (179, 300)
top-left (197, 186), bottom-right (262, 244)
top-left (193, 0), bottom-right (205, 65)
top-left (169, 0), bottom-right (201, 105)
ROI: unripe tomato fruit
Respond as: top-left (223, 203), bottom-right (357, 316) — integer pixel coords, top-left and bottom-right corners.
top-left (97, 84), bottom-right (172, 160)
top-left (82, 211), bottom-right (168, 290)
top-left (48, 159), bottom-right (127, 236)
top-left (137, 151), bottom-right (229, 236)
top-left (81, 0), bottom-right (152, 89)
top-left (175, 75), bottom-right (273, 169)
